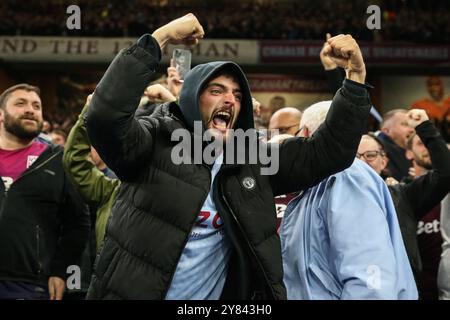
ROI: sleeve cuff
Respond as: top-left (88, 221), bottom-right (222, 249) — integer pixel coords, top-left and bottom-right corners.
top-left (339, 79), bottom-right (373, 107)
top-left (415, 120), bottom-right (441, 145)
top-left (49, 261), bottom-right (68, 280)
top-left (136, 34), bottom-right (162, 61)
top-left (343, 78), bottom-right (374, 93)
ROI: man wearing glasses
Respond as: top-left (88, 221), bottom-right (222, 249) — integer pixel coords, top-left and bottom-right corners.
top-left (268, 106), bottom-right (303, 231)
top-left (356, 148), bottom-right (385, 162)
top-left (357, 109), bottom-right (450, 295)
top-left (280, 100), bottom-right (417, 299)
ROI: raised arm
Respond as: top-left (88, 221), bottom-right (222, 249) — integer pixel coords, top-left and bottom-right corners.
top-left (271, 35), bottom-right (371, 195)
top-left (63, 96), bottom-right (120, 208)
top-left (402, 110), bottom-right (450, 218)
top-left (320, 33), bottom-right (345, 95)
top-left (86, 14), bottom-right (204, 180)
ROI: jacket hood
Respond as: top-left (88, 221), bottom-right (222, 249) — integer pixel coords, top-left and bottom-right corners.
top-left (178, 61), bottom-right (254, 132)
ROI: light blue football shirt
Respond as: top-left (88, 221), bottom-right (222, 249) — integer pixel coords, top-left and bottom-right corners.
top-left (165, 153), bottom-right (231, 300)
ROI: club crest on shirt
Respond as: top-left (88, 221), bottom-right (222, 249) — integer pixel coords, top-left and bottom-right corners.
top-left (2, 176), bottom-right (13, 191)
top-left (27, 155), bottom-right (38, 168)
top-left (242, 176), bottom-right (256, 190)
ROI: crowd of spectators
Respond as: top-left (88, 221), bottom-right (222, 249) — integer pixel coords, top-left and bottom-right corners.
top-left (0, 0), bottom-right (449, 43)
top-left (0, 12), bottom-right (449, 301)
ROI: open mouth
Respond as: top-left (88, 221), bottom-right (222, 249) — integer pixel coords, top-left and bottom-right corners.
top-left (211, 109), bottom-right (233, 131)
top-left (21, 118), bottom-right (37, 124)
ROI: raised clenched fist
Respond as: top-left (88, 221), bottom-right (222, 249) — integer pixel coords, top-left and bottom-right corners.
top-left (152, 13), bottom-right (205, 49)
top-left (407, 109), bottom-right (429, 129)
top-left (320, 33), bottom-right (338, 71)
top-left (144, 84), bottom-right (177, 103)
top-left (322, 34), bottom-right (366, 83)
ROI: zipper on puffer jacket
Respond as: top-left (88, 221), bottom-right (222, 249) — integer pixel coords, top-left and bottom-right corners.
top-left (36, 225), bottom-right (43, 275)
top-left (0, 189), bottom-right (6, 216)
top-left (217, 170), bottom-right (276, 299)
top-left (162, 164), bottom-right (212, 299)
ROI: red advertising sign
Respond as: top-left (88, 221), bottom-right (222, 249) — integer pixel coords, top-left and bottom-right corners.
top-left (247, 74), bottom-right (329, 93)
top-left (260, 41), bottom-right (450, 64)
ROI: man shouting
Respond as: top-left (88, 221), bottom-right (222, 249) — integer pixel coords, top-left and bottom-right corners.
top-left (86, 14), bottom-right (372, 300)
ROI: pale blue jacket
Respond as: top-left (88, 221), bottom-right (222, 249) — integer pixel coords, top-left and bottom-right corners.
top-left (280, 159), bottom-right (418, 300)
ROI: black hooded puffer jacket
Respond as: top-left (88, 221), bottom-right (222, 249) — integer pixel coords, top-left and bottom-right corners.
top-left (86, 34), bottom-right (371, 299)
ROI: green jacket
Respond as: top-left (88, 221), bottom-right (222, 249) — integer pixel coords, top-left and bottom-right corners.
top-left (63, 103), bottom-right (120, 251)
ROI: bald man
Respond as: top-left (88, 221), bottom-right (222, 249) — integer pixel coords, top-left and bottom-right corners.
top-left (269, 107), bottom-right (302, 137)
top-left (268, 107), bottom-right (302, 233)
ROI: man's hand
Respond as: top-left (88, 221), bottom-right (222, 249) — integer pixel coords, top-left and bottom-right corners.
top-left (320, 33), bottom-right (338, 70)
top-left (408, 167), bottom-right (417, 178)
top-left (48, 276), bottom-right (65, 300)
top-left (152, 13), bottom-right (204, 49)
top-left (322, 34), bottom-right (366, 84)
top-left (167, 59), bottom-right (183, 98)
top-left (407, 109), bottom-right (429, 129)
top-left (385, 177), bottom-right (399, 186)
top-left (144, 84), bottom-right (177, 103)
top-left (252, 97), bottom-right (261, 117)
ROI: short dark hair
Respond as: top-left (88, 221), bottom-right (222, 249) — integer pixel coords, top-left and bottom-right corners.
top-left (220, 72), bottom-right (240, 85)
top-left (0, 83), bottom-right (41, 109)
top-left (427, 76), bottom-right (442, 87)
top-left (201, 69), bottom-right (242, 96)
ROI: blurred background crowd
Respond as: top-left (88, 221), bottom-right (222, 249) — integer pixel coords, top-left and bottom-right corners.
top-left (0, 0), bottom-right (449, 43)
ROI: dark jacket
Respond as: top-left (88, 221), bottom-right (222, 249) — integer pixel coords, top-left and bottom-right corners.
top-left (388, 121), bottom-right (450, 281)
top-left (325, 67), bottom-right (345, 96)
top-left (0, 141), bottom-right (90, 286)
top-left (86, 34), bottom-right (371, 300)
top-left (378, 132), bottom-right (412, 181)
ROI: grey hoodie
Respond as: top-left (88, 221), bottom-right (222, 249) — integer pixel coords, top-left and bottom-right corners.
top-left (178, 61), bottom-right (255, 133)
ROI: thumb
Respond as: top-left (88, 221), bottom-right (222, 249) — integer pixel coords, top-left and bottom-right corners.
top-left (192, 23), bottom-right (205, 39)
top-left (185, 37), bottom-right (199, 46)
top-left (326, 33), bottom-right (331, 41)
